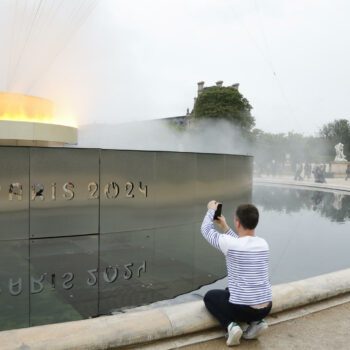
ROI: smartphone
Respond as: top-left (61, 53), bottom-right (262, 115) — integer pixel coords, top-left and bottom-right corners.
top-left (214, 203), bottom-right (222, 220)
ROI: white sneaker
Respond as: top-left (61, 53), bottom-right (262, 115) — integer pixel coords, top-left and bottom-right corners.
top-left (243, 320), bottom-right (268, 340)
top-left (226, 322), bottom-right (243, 346)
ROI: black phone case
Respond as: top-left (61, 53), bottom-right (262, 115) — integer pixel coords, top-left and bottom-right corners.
top-left (214, 203), bottom-right (222, 220)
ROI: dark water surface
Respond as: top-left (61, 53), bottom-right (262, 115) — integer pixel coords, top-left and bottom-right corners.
top-left (130, 184), bottom-right (350, 310)
top-left (3, 182), bottom-right (350, 327)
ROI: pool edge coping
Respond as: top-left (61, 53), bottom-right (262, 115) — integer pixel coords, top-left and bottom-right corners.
top-left (1, 268), bottom-right (350, 349)
top-left (254, 177), bottom-right (350, 193)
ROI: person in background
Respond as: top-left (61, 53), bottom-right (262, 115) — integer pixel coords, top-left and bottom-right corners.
top-left (345, 164), bottom-right (350, 181)
top-left (201, 201), bottom-right (272, 346)
top-left (313, 164), bottom-right (326, 183)
top-left (320, 164), bottom-right (327, 183)
top-left (294, 163), bottom-right (303, 181)
top-left (304, 162), bottom-right (312, 180)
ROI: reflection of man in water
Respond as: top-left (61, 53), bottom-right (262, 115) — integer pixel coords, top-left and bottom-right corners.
top-left (201, 201), bottom-right (272, 346)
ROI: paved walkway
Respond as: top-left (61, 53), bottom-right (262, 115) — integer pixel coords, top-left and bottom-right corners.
top-left (182, 300), bottom-right (350, 350)
top-left (254, 175), bottom-right (350, 192)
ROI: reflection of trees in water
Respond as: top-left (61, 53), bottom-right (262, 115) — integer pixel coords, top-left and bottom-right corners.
top-left (253, 187), bottom-right (310, 213)
top-left (253, 186), bottom-right (350, 223)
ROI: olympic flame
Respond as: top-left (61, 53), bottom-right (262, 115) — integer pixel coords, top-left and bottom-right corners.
top-left (0, 92), bottom-right (76, 127)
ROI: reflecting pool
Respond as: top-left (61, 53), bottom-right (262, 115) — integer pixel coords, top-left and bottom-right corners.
top-left (254, 184), bottom-right (350, 284)
top-left (125, 184), bottom-right (350, 311)
top-left (2, 181), bottom-right (350, 328)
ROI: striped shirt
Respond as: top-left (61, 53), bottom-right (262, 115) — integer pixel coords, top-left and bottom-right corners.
top-left (201, 209), bottom-right (272, 305)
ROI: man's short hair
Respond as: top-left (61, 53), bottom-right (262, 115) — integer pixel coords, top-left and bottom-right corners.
top-left (235, 204), bottom-right (259, 230)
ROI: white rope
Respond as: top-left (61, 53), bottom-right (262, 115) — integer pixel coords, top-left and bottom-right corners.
top-left (5, 0), bottom-right (19, 90)
top-left (9, 0), bottom-right (44, 89)
top-left (27, 0), bottom-right (101, 92)
top-left (4, 0), bottom-right (101, 92)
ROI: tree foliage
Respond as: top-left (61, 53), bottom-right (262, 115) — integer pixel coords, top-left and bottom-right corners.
top-left (252, 129), bottom-right (330, 171)
top-left (192, 86), bottom-right (255, 131)
top-left (189, 84), bottom-right (349, 165)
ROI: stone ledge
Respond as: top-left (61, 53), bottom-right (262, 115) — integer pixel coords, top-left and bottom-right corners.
top-left (1, 268), bottom-right (350, 350)
top-left (0, 120), bottom-right (77, 145)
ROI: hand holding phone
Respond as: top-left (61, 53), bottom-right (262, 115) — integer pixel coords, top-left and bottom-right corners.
top-left (214, 203), bottom-right (222, 220)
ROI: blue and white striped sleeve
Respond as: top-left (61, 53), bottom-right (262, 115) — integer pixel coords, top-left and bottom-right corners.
top-left (201, 209), bottom-right (238, 252)
top-left (201, 209), bottom-right (221, 250)
top-left (225, 228), bottom-right (239, 238)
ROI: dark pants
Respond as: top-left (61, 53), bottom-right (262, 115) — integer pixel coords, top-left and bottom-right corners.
top-left (204, 289), bottom-right (272, 329)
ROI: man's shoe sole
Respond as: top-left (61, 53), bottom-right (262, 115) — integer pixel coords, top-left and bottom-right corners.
top-left (226, 327), bottom-right (243, 346)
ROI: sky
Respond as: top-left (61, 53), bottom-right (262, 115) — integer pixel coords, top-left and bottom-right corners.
top-left (0, 0), bottom-right (350, 135)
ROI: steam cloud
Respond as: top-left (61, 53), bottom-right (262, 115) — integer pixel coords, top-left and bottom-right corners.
top-left (76, 119), bottom-right (253, 155)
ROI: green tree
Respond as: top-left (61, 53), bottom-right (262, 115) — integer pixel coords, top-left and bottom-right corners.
top-left (193, 86), bottom-right (255, 131)
top-left (319, 119), bottom-right (350, 159)
top-left (253, 129), bottom-right (286, 163)
top-left (252, 129), bottom-right (330, 175)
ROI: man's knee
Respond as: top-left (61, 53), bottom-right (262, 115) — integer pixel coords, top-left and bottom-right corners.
top-left (204, 289), bottom-right (225, 307)
top-left (203, 290), bottom-right (216, 306)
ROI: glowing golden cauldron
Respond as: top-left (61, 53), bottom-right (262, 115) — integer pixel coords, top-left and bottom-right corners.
top-left (0, 92), bottom-right (54, 124)
top-left (0, 92), bottom-right (77, 146)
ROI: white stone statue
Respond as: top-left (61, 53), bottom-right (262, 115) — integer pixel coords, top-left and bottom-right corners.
top-left (334, 142), bottom-right (347, 162)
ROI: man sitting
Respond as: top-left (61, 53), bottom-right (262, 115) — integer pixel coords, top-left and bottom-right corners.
top-left (201, 201), bottom-right (272, 346)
